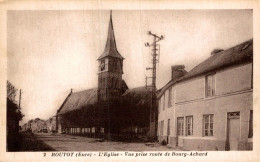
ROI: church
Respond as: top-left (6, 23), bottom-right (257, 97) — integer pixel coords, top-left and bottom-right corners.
top-left (56, 12), bottom-right (156, 140)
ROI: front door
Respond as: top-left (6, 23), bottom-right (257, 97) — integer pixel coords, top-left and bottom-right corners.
top-left (226, 112), bottom-right (240, 150)
top-left (177, 117), bottom-right (184, 147)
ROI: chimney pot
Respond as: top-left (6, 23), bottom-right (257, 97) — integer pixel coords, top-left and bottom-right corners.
top-left (171, 65), bottom-right (186, 80)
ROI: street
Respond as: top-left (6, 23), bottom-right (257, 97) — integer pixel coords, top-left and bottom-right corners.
top-left (35, 133), bottom-right (183, 151)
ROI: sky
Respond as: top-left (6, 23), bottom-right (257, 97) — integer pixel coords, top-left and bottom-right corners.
top-left (7, 10), bottom-right (253, 124)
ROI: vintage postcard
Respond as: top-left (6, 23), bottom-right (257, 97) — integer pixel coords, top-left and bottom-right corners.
top-left (0, 0), bottom-right (260, 161)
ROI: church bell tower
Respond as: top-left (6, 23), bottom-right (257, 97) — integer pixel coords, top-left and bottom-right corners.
top-left (98, 11), bottom-right (124, 101)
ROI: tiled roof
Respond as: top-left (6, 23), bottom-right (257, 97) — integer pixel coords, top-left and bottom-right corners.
top-left (122, 86), bottom-right (152, 106)
top-left (179, 39), bottom-right (253, 81)
top-left (57, 88), bottom-right (98, 115)
top-left (56, 79), bottom-right (129, 115)
top-left (157, 39), bottom-right (253, 99)
top-left (57, 85), bottom-right (153, 115)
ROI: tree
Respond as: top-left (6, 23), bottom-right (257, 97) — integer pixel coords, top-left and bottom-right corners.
top-left (7, 80), bottom-right (17, 102)
top-left (6, 81), bottom-right (24, 151)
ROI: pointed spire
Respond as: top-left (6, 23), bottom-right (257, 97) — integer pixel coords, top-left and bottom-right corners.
top-left (109, 10), bottom-right (112, 30)
top-left (98, 10), bottom-right (123, 60)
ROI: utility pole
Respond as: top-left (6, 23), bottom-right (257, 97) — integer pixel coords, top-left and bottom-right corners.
top-left (145, 31), bottom-right (164, 139)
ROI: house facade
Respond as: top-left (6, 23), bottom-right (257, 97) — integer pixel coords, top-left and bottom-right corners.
top-left (21, 123), bottom-right (28, 132)
top-left (46, 116), bottom-right (57, 133)
top-left (158, 39), bottom-right (253, 150)
top-left (30, 118), bottom-right (47, 133)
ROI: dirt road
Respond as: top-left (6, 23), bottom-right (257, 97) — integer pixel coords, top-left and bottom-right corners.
top-left (35, 133), bottom-right (183, 151)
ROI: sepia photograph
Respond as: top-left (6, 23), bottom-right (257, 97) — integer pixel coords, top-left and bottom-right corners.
top-left (5, 9), bottom-right (254, 153)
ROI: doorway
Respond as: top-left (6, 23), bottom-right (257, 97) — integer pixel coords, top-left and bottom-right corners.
top-left (176, 117), bottom-right (184, 147)
top-left (226, 112), bottom-right (240, 150)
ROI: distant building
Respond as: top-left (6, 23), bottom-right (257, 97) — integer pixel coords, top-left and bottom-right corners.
top-left (46, 116), bottom-right (56, 133)
top-left (21, 123), bottom-right (28, 132)
top-left (157, 39), bottom-right (253, 150)
top-left (56, 12), bottom-right (155, 139)
top-left (22, 118), bottom-right (47, 133)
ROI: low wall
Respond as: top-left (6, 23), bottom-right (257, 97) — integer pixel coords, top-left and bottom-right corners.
top-left (182, 138), bottom-right (226, 150)
top-left (181, 138), bottom-right (252, 151)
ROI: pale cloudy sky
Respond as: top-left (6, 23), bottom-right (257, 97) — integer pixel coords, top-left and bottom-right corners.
top-left (7, 10), bottom-right (252, 124)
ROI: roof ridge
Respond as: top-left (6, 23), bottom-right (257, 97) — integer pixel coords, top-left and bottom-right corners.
top-left (157, 38), bottom-right (253, 99)
top-left (56, 90), bottom-right (73, 113)
top-left (71, 88), bottom-right (98, 94)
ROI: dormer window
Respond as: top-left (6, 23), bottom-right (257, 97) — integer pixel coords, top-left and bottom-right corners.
top-left (206, 73), bottom-right (216, 97)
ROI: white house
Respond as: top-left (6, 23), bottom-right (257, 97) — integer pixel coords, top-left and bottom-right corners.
top-left (157, 39), bottom-right (253, 151)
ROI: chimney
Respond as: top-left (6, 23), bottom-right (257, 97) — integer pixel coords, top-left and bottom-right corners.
top-left (70, 88), bottom-right (73, 93)
top-left (171, 65), bottom-right (186, 80)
